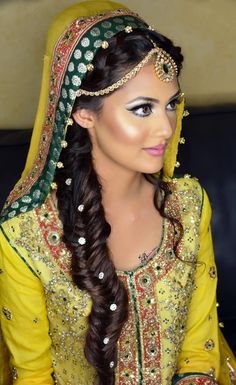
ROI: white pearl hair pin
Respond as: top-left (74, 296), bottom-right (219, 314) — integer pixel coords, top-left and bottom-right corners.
top-left (78, 204), bottom-right (84, 212)
top-left (103, 337), bottom-right (109, 345)
top-left (110, 304), bottom-right (117, 311)
top-left (78, 237), bottom-right (86, 245)
top-left (65, 178), bottom-right (72, 186)
top-left (98, 272), bottom-right (104, 280)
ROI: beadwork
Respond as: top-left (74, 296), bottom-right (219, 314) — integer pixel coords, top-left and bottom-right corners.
top-left (61, 140), bottom-right (68, 148)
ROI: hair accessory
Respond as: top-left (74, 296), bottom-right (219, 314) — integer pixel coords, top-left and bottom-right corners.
top-left (110, 303), bottom-right (117, 311)
top-left (98, 272), bottom-right (104, 280)
top-left (65, 178), bottom-right (72, 186)
top-left (51, 182), bottom-right (57, 190)
top-left (125, 25), bottom-right (133, 33)
top-left (101, 40), bottom-right (109, 49)
top-left (103, 337), bottom-right (109, 344)
top-left (154, 49), bottom-right (178, 82)
top-left (76, 47), bottom-right (178, 100)
top-left (67, 118), bottom-right (73, 126)
top-left (61, 140), bottom-right (68, 148)
top-left (109, 361), bottom-right (114, 368)
top-left (86, 63), bottom-right (94, 72)
top-left (78, 204), bottom-right (84, 212)
top-left (78, 237), bottom-right (86, 245)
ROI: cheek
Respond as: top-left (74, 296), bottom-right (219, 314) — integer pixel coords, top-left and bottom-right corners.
top-left (100, 111), bottom-right (146, 145)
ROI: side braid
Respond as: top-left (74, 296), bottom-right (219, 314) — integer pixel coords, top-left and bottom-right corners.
top-left (55, 122), bottom-right (128, 384)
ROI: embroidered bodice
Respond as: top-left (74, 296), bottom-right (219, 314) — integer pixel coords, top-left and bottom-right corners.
top-left (0, 178), bottom-right (226, 384)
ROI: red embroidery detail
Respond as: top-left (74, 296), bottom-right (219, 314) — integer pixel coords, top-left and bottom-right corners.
top-left (36, 197), bottom-right (71, 274)
top-left (116, 223), bottom-right (175, 384)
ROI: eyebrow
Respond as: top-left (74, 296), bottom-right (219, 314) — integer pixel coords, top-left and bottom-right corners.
top-left (127, 90), bottom-right (182, 105)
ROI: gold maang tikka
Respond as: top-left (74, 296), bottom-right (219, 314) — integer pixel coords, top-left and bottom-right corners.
top-left (76, 46), bottom-right (178, 98)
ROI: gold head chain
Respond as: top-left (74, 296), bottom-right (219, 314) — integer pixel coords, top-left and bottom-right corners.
top-left (76, 46), bottom-right (178, 98)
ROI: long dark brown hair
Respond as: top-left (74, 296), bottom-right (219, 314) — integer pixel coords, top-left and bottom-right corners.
top-left (55, 28), bottom-right (184, 385)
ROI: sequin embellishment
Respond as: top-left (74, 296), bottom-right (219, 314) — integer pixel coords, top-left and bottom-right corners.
top-left (2, 307), bottom-right (12, 320)
top-left (204, 339), bottom-right (215, 351)
top-left (209, 266), bottom-right (216, 279)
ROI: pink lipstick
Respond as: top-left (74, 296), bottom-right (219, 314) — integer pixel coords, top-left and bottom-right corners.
top-left (143, 144), bottom-right (166, 156)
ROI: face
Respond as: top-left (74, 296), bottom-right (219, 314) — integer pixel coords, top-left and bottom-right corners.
top-left (82, 63), bottom-right (181, 175)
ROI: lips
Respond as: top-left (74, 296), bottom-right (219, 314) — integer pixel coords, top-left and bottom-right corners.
top-left (143, 144), bottom-right (167, 156)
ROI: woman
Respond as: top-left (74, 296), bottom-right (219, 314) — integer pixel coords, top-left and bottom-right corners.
top-left (0, 1), bottom-right (235, 384)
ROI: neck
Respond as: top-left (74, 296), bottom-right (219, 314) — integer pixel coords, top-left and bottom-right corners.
top-left (94, 161), bottom-right (152, 212)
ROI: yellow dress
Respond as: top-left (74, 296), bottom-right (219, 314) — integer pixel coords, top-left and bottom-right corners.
top-left (0, 177), bottom-right (235, 384)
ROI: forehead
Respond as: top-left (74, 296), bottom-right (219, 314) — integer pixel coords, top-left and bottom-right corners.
top-left (104, 63), bottom-right (179, 104)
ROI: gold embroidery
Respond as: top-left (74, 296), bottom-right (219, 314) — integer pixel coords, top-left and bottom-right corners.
top-left (204, 339), bottom-right (215, 351)
top-left (2, 307), bottom-right (12, 320)
top-left (8, 178), bottom-right (203, 384)
top-left (209, 266), bottom-right (217, 279)
top-left (12, 366), bottom-right (18, 380)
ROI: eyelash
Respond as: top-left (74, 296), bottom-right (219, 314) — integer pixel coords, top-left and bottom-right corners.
top-left (129, 103), bottom-right (154, 117)
top-left (128, 97), bottom-right (182, 118)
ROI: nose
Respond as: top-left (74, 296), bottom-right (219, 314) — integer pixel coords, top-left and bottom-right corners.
top-left (153, 110), bottom-right (174, 140)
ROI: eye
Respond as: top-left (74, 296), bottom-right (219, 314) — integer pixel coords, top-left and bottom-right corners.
top-left (166, 96), bottom-right (183, 112)
top-left (128, 103), bottom-right (154, 117)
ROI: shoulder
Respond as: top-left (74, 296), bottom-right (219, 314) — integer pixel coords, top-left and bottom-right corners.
top-left (168, 175), bottom-right (203, 200)
top-left (163, 176), bottom-right (204, 218)
top-left (163, 176), bottom-right (212, 235)
top-left (0, 208), bottom-right (42, 276)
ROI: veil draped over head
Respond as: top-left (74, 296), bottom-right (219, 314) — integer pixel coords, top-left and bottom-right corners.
top-left (0, 0), bottom-right (184, 224)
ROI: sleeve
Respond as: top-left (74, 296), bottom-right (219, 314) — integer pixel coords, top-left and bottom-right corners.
top-left (0, 227), bottom-right (54, 384)
top-left (172, 188), bottom-right (220, 384)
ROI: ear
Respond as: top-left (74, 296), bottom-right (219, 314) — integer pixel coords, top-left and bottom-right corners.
top-left (72, 108), bottom-right (96, 129)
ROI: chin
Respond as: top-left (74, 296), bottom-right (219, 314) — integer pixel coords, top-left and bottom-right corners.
top-left (139, 161), bottom-right (164, 175)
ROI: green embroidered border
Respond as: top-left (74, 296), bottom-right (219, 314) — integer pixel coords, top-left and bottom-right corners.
top-left (1, 12), bottom-right (148, 224)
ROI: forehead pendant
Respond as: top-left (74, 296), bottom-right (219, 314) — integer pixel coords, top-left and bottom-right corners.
top-left (154, 49), bottom-right (178, 82)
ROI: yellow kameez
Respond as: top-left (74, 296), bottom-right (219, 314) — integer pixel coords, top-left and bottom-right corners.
top-left (0, 177), bottom-right (235, 384)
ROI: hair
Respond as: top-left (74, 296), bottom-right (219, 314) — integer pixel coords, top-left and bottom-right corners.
top-left (55, 28), bottom-right (184, 385)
